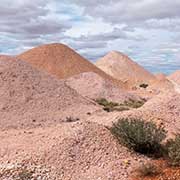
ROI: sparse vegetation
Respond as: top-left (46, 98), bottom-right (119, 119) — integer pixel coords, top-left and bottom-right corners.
top-left (18, 168), bottom-right (34, 180)
top-left (113, 106), bottom-right (130, 112)
top-left (96, 98), bottom-right (145, 112)
top-left (96, 98), bottom-right (118, 107)
top-left (96, 98), bottom-right (119, 112)
top-left (65, 116), bottom-right (79, 122)
top-left (136, 162), bottom-right (161, 177)
top-left (123, 98), bottom-right (146, 108)
top-left (166, 134), bottom-right (180, 166)
top-left (110, 118), bottom-right (167, 156)
top-left (139, 83), bottom-right (149, 89)
top-left (102, 105), bottom-right (128, 112)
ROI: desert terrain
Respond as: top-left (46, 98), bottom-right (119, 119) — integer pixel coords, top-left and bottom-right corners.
top-left (0, 43), bottom-right (179, 180)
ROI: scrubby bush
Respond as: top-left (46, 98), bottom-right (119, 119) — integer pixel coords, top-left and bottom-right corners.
top-left (96, 98), bottom-right (119, 107)
top-left (96, 98), bottom-right (145, 112)
top-left (110, 118), bottom-right (167, 156)
top-left (140, 83), bottom-right (149, 89)
top-left (136, 162), bottom-right (161, 177)
top-left (96, 98), bottom-right (109, 106)
top-left (123, 98), bottom-right (145, 108)
top-left (166, 134), bottom-right (180, 166)
top-left (96, 98), bottom-right (119, 112)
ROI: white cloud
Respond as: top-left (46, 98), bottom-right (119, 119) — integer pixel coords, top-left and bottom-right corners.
top-left (0, 0), bottom-right (179, 73)
top-left (70, 0), bottom-right (180, 22)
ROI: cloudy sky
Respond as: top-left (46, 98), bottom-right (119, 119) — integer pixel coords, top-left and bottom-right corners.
top-left (0, 0), bottom-right (180, 74)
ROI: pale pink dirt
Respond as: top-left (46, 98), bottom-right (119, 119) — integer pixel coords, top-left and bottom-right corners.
top-left (0, 52), bottom-right (178, 180)
top-left (155, 73), bottom-right (167, 80)
top-left (168, 70), bottom-right (180, 85)
top-left (65, 72), bottom-right (141, 103)
top-left (147, 77), bottom-right (174, 94)
top-left (0, 55), bottom-right (149, 180)
top-left (88, 91), bottom-right (180, 138)
top-left (123, 91), bottom-right (180, 138)
top-left (95, 51), bottom-right (156, 88)
top-left (17, 43), bottom-right (125, 88)
top-left (0, 55), bottom-right (100, 130)
top-left (0, 121), bottom-right (148, 180)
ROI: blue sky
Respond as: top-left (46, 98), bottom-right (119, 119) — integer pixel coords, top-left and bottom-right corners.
top-left (0, 0), bottom-right (180, 74)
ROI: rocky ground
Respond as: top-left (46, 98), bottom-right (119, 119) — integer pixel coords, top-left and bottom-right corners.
top-left (0, 48), bottom-right (179, 179)
top-left (65, 72), bottom-right (141, 104)
top-left (0, 56), bottom-right (100, 130)
top-left (0, 121), bottom-right (150, 180)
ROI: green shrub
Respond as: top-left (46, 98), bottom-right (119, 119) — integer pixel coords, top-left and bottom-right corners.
top-left (140, 83), bottom-right (149, 89)
top-left (96, 98), bottom-right (119, 112)
top-left (96, 98), bottom-right (145, 112)
top-left (96, 98), bottom-right (109, 106)
top-left (123, 98), bottom-right (145, 108)
top-left (136, 162), bottom-right (161, 177)
top-left (96, 98), bottom-right (119, 107)
top-left (166, 134), bottom-right (180, 166)
top-left (110, 118), bottom-right (167, 156)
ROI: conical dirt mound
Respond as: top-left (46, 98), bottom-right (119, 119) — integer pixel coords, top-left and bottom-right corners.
top-left (17, 43), bottom-right (124, 88)
top-left (95, 51), bottom-right (156, 88)
top-left (0, 56), bottom-right (100, 130)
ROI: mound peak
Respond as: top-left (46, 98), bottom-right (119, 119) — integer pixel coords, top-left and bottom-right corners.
top-left (17, 43), bottom-right (124, 88)
top-left (108, 50), bottom-right (128, 57)
top-left (95, 51), bottom-right (156, 88)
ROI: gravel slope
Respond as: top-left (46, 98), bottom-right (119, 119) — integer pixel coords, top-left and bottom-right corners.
top-left (17, 43), bottom-right (124, 88)
top-left (95, 51), bottom-right (156, 88)
top-left (0, 121), bottom-right (148, 180)
top-left (0, 55), bottom-right (100, 130)
top-left (65, 72), bottom-right (141, 103)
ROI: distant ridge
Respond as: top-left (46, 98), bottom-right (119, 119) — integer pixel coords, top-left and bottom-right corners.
top-left (17, 43), bottom-right (124, 88)
top-left (95, 51), bottom-right (156, 88)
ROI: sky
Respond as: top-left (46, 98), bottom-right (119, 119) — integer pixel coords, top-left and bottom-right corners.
top-left (0, 0), bottom-right (180, 74)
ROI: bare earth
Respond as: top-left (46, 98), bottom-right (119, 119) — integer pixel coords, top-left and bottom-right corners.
top-left (95, 51), bottom-right (156, 88)
top-left (0, 55), bottom-right (100, 130)
top-left (168, 70), bottom-right (180, 85)
top-left (88, 91), bottom-right (180, 138)
top-left (65, 72), bottom-right (141, 103)
top-left (0, 121), bottom-right (149, 180)
top-left (0, 45), bottom-right (179, 180)
top-left (17, 43), bottom-right (125, 88)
